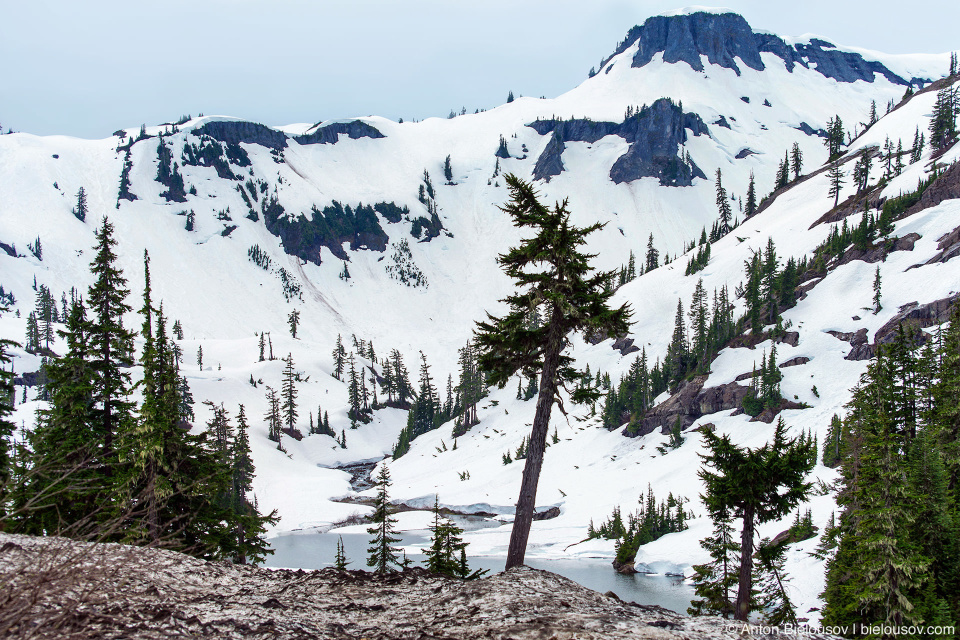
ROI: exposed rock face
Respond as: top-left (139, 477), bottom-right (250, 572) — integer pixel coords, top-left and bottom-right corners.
top-left (905, 153), bottom-right (960, 216)
top-left (193, 120), bottom-right (288, 151)
top-left (611, 335), bottom-right (641, 356)
top-left (826, 328), bottom-right (871, 361)
top-left (528, 99), bottom-right (708, 186)
top-left (779, 356), bottom-right (811, 368)
top-left (294, 120), bottom-right (386, 145)
top-left (606, 11), bottom-right (910, 85)
top-left (532, 130), bottom-right (565, 182)
top-left (874, 294), bottom-right (960, 348)
top-left (0, 533), bottom-right (843, 640)
top-left (628, 376), bottom-right (752, 438)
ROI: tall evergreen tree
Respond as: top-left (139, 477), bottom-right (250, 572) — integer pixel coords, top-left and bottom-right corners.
top-left (828, 162), bottom-right (845, 208)
top-left (72, 186), bottom-right (88, 222)
top-left (366, 466), bottom-right (401, 573)
top-left (86, 217), bottom-right (136, 479)
top-left (645, 233), bottom-right (659, 272)
top-left (745, 171), bottom-right (757, 218)
top-left (474, 174), bottom-right (631, 569)
top-left (715, 169), bottom-right (732, 237)
top-left (699, 418), bottom-right (816, 620)
top-left (332, 334), bottom-right (345, 380)
top-left (281, 353), bottom-right (298, 434)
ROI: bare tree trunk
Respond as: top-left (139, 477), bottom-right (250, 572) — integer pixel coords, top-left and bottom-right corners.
top-left (735, 505), bottom-right (755, 621)
top-left (505, 309), bottom-right (562, 570)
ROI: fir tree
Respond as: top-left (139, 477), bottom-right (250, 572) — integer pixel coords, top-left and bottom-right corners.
top-left (366, 466), bottom-right (401, 573)
top-left (86, 217), bottom-right (136, 477)
top-left (334, 536), bottom-right (350, 569)
top-left (645, 233), bottom-right (659, 272)
top-left (745, 171), bottom-right (757, 218)
top-left (474, 174), bottom-right (631, 569)
top-left (872, 265), bottom-right (882, 314)
top-left (715, 169), bottom-right (732, 237)
top-left (72, 186), bottom-right (88, 222)
top-left (689, 509), bottom-right (740, 618)
top-left (332, 334), bottom-right (345, 380)
top-left (287, 309), bottom-right (300, 339)
top-left (281, 353), bottom-right (298, 434)
top-left (827, 162), bottom-right (845, 208)
top-left (699, 419), bottom-right (816, 620)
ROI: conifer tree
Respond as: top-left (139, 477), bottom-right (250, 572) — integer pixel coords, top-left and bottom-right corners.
top-left (474, 174), bottom-right (631, 569)
top-left (264, 386), bottom-right (282, 447)
top-left (281, 353), bottom-right (298, 434)
top-left (366, 466), bottom-right (401, 573)
top-left (745, 171), bottom-right (757, 218)
top-left (258, 332), bottom-right (265, 362)
top-left (72, 186), bottom-right (88, 222)
top-left (688, 509), bottom-right (740, 618)
top-left (699, 418), bottom-right (816, 620)
top-left (287, 309), bottom-right (300, 339)
top-left (197, 345), bottom-right (203, 371)
top-left (86, 217), bottom-right (136, 477)
top-left (230, 404), bottom-right (278, 564)
top-left (332, 334), bottom-right (345, 380)
top-left (827, 162), bottom-right (845, 207)
top-left (334, 536), bottom-right (350, 569)
top-left (645, 233), bottom-right (659, 272)
top-left (872, 266), bottom-right (882, 314)
top-left (715, 169), bottom-right (732, 237)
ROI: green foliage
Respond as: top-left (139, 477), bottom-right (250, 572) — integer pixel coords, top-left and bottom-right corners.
top-left (366, 466), bottom-right (401, 573)
top-left (588, 486), bottom-right (691, 566)
top-left (698, 418), bottom-right (816, 620)
top-left (422, 497), bottom-right (487, 579)
top-left (821, 319), bottom-right (960, 631)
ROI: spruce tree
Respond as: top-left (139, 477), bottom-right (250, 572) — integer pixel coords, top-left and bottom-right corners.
top-left (287, 309), bottom-right (300, 339)
top-left (72, 186), bottom-right (88, 222)
top-left (827, 162), bottom-right (845, 208)
top-left (645, 233), bottom-right (659, 272)
top-left (872, 266), bottom-right (882, 314)
top-left (86, 217), bottom-right (136, 478)
top-left (699, 418), bottom-right (816, 620)
top-left (332, 334), bottom-right (345, 380)
top-left (474, 174), bottom-right (631, 569)
top-left (745, 171), bottom-right (757, 218)
top-left (281, 353), bottom-right (298, 434)
top-left (688, 509), bottom-right (740, 618)
top-left (334, 536), bottom-right (350, 569)
top-left (0, 309), bottom-right (16, 515)
top-left (715, 169), bottom-right (732, 237)
top-left (366, 466), bottom-right (401, 573)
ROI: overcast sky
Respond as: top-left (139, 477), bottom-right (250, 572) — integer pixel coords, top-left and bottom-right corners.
top-left (3, 0), bottom-right (956, 139)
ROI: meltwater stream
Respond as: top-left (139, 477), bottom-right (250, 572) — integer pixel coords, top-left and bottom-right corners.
top-left (266, 517), bottom-right (693, 614)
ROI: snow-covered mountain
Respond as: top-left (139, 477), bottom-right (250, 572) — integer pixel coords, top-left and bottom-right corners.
top-left (1, 8), bottom-right (957, 621)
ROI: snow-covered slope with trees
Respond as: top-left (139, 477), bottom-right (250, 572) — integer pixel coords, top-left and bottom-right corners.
top-left (1, 8), bottom-right (957, 623)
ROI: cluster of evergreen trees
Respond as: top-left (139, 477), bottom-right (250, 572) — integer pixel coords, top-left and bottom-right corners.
top-left (740, 346), bottom-right (784, 417)
top-left (0, 219), bottom-right (275, 562)
top-left (820, 316), bottom-right (960, 631)
top-left (740, 238), bottom-right (804, 335)
top-left (601, 280), bottom-right (737, 432)
top-left (587, 486), bottom-right (691, 567)
top-left (353, 466), bottom-right (483, 579)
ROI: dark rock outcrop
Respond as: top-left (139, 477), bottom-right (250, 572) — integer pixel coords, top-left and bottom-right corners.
top-left (774, 331), bottom-right (800, 347)
top-left (826, 328), bottom-right (872, 361)
top-left (294, 120), bottom-right (385, 145)
top-left (529, 99), bottom-right (708, 186)
top-left (627, 376), bottom-right (752, 438)
top-left (193, 120), bottom-right (288, 151)
top-left (904, 161), bottom-right (960, 217)
top-left (611, 336), bottom-right (641, 356)
top-left (796, 122), bottom-right (829, 138)
top-left (779, 356), bottom-right (810, 368)
top-left (532, 131), bottom-right (565, 182)
top-left (607, 11), bottom-right (909, 85)
top-left (751, 399), bottom-right (807, 423)
top-left (874, 294), bottom-right (960, 348)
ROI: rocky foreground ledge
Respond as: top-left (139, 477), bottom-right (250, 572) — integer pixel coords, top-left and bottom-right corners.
top-left (0, 533), bottom-right (833, 639)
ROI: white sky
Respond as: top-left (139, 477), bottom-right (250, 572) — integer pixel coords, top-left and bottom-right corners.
top-left (2, 0), bottom-right (956, 139)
